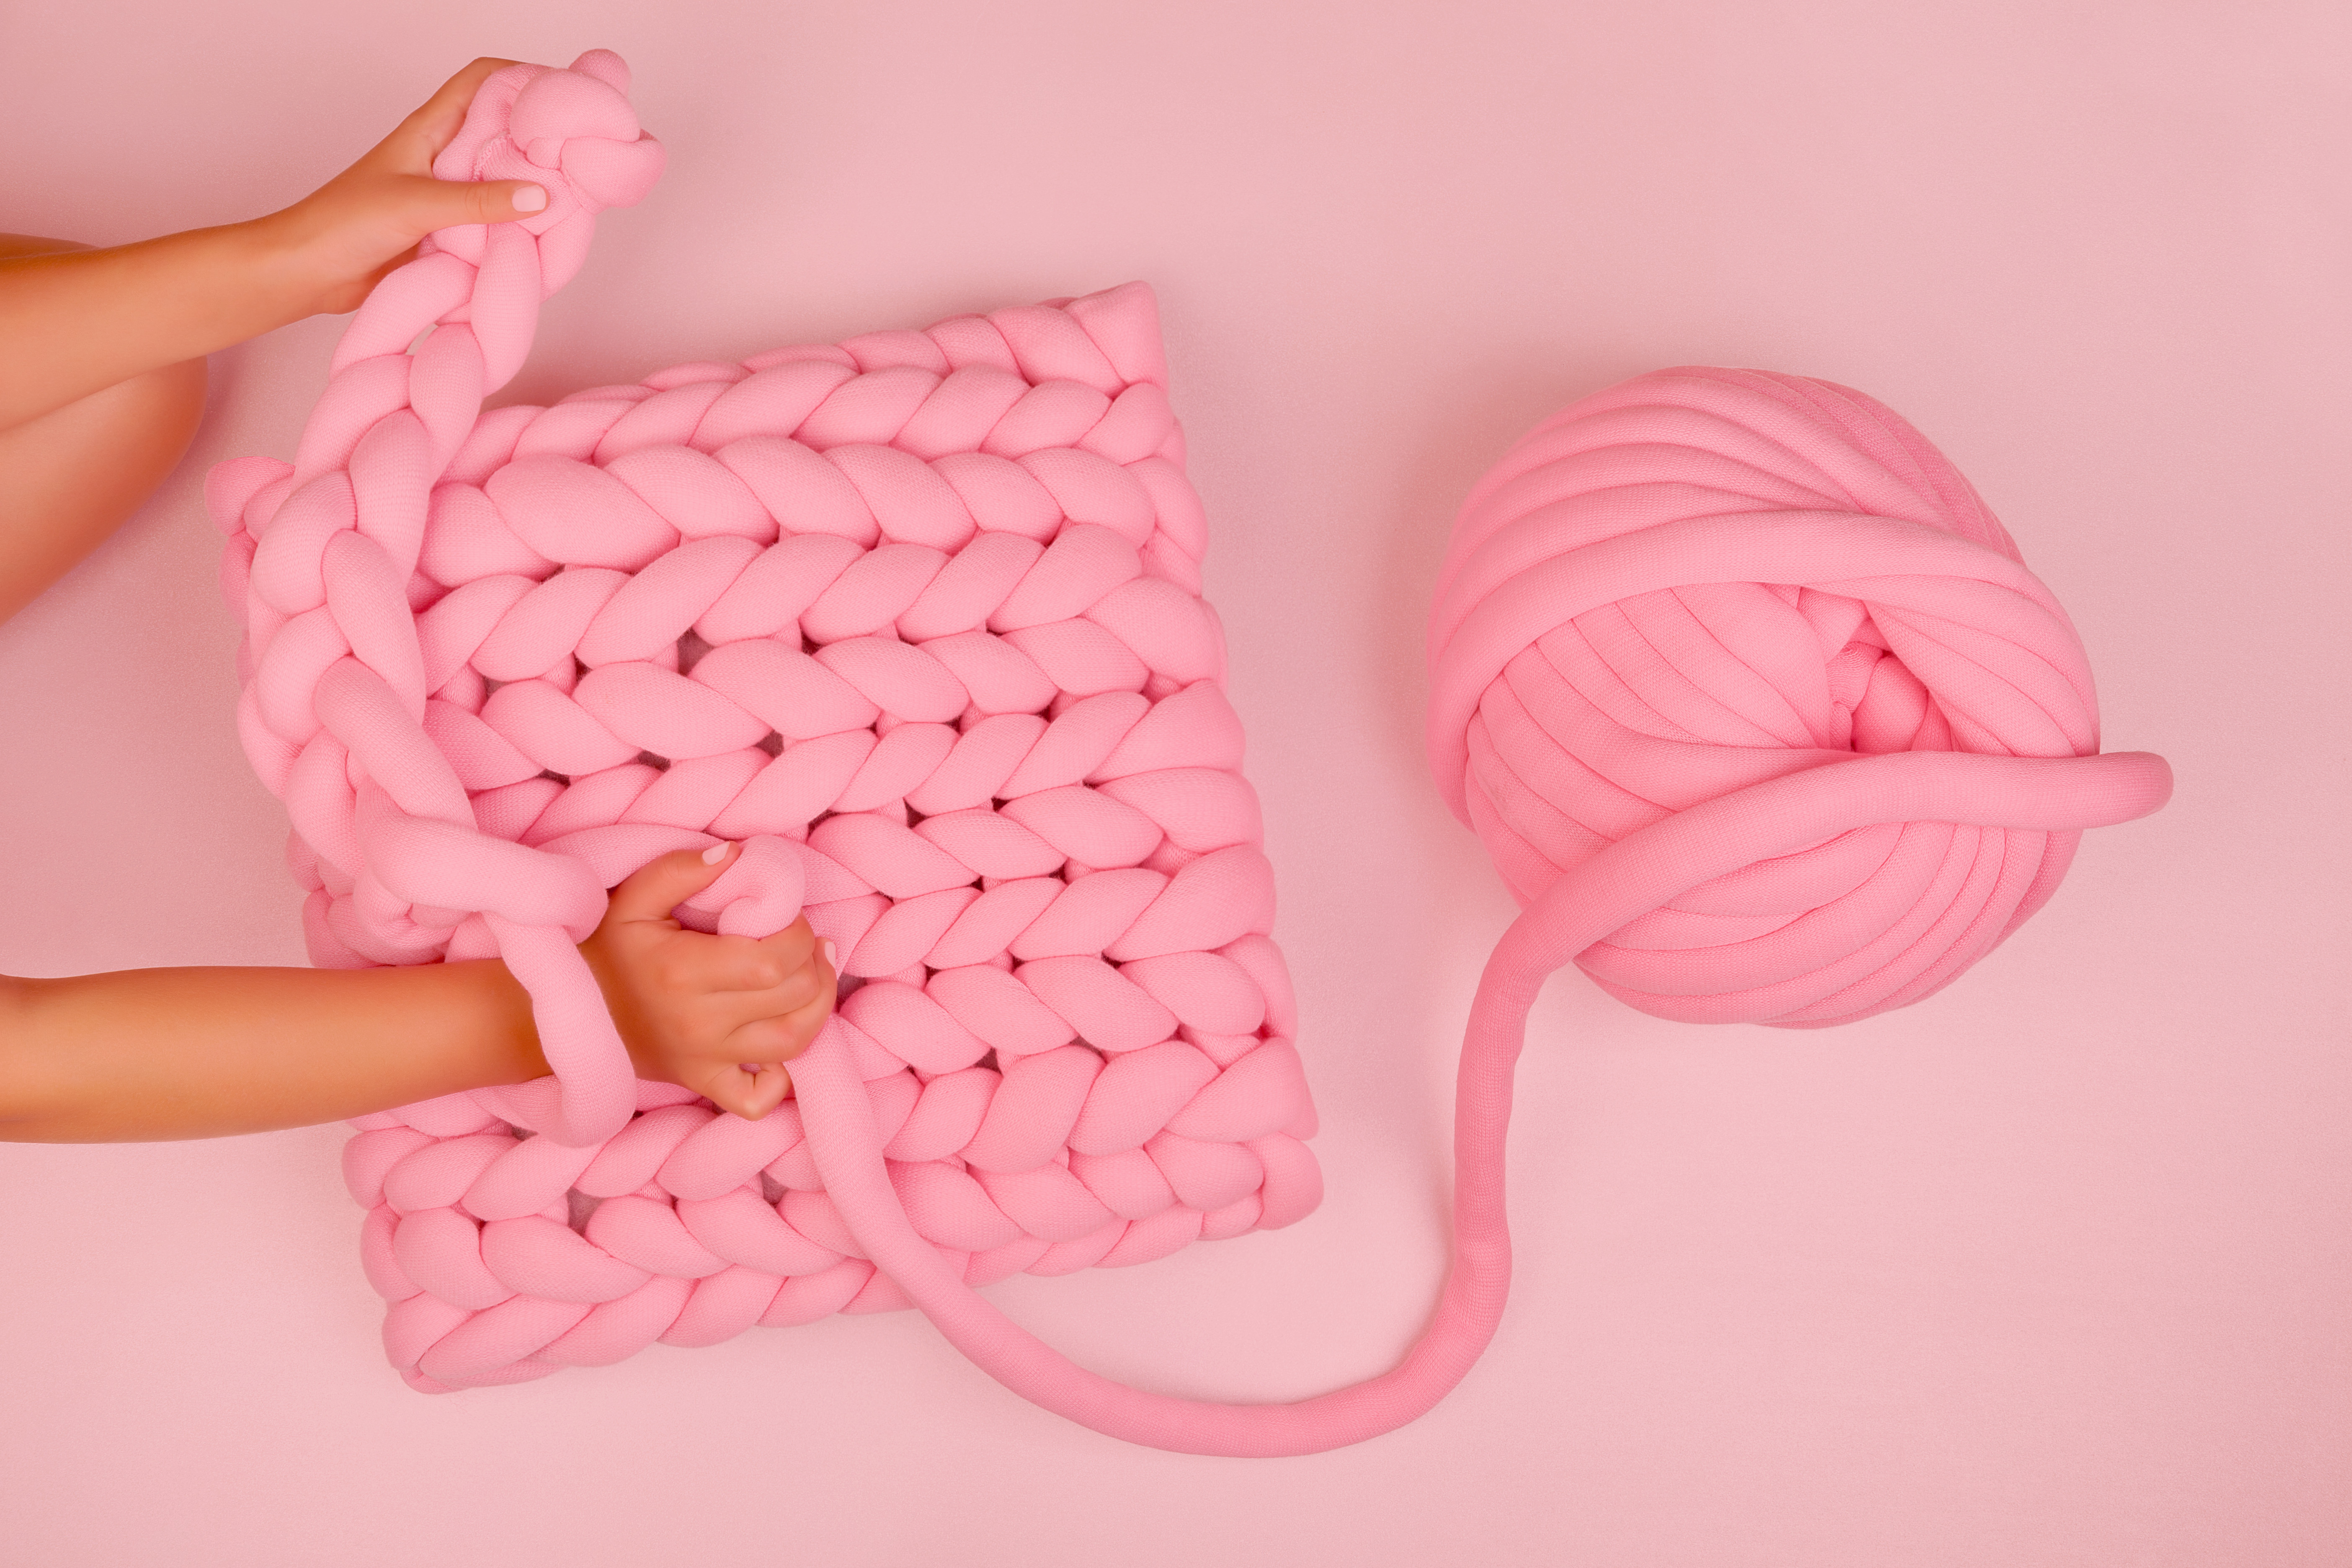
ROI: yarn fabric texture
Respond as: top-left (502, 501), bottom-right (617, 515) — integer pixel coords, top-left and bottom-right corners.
top-left (206, 49), bottom-right (1318, 1413)
top-left (204, 51), bottom-right (2169, 1456)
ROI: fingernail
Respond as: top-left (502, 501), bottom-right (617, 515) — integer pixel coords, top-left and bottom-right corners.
top-left (821, 939), bottom-right (838, 971)
top-left (702, 841), bottom-right (731, 865)
top-left (514, 184), bottom-right (548, 213)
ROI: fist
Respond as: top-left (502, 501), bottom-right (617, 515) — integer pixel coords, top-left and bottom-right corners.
top-left (576, 840), bottom-right (838, 1121)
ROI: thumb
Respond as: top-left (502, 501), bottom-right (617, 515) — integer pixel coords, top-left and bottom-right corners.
top-left (604, 840), bottom-right (737, 925)
top-left (710, 1067), bottom-right (792, 1124)
top-left (418, 174), bottom-right (550, 229)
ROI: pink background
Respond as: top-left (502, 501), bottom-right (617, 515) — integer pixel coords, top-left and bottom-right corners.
top-left (2, 2), bottom-right (2345, 1563)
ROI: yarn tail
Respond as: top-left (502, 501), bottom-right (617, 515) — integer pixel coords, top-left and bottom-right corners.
top-left (797, 746), bottom-right (2170, 1457)
top-left (789, 905), bottom-right (1529, 1458)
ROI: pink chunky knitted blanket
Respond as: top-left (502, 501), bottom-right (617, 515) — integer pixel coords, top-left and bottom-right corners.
top-left (206, 51), bottom-right (2169, 1456)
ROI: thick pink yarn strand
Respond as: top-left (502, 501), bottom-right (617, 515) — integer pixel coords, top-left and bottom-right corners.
top-left (206, 49), bottom-right (2169, 1454)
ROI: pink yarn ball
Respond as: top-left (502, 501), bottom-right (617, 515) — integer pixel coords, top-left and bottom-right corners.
top-left (1427, 367), bottom-right (2169, 1029)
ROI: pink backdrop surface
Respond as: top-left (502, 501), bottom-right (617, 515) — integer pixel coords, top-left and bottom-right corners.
top-left (1, 3), bottom-right (2344, 1564)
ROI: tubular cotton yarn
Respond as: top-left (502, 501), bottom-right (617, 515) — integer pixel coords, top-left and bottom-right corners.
top-left (205, 49), bottom-right (2169, 1456)
top-left (1425, 367), bottom-right (2171, 1028)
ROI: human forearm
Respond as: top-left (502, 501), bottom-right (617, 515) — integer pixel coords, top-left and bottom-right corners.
top-left (0, 961), bottom-right (550, 1143)
top-left (0, 220), bottom-right (322, 433)
top-left (0, 56), bottom-right (552, 438)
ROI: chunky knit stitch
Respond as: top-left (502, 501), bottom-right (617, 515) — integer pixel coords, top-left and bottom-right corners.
top-left (206, 50), bottom-right (2167, 1454)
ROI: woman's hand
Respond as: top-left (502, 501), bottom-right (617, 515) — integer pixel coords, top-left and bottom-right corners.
top-left (254, 56), bottom-right (553, 318)
top-left (578, 842), bottom-right (839, 1123)
top-left (0, 59), bottom-right (554, 435)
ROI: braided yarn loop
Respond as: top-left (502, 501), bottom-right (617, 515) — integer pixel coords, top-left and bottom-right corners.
top-left (209, 51), bottom-right (2168, 1455)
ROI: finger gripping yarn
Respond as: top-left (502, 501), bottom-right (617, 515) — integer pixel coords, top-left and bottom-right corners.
top-left (1425, 368), bottom-right (2172, 1027)
top-left (208, 52), bottom-right (1322, 1401)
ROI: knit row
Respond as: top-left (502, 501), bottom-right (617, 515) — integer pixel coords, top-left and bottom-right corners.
top-left (271, 650), bottom-right (1269, 962)
top-left (385, 1256), bottom-right (920, 1392)
top-left (227, 291), bottom-right (1188, 614)
top-left (466, 674), bottom-right (1243, 845)
top-left (433, 632), bottom-right (1207, 786)
top-left (351, 1023), bottom-right (1310, 1222)
top-left (407, 504), bottom-right (1209, 689)
top-left (239, 413), bottom-right (1204, 614)
top-left (488, 728), bottom-right (1248, 869)
top-left (362, 1111), bottom-right (1316, 1301)
top-left (365, 1124), bottom-right (1315, 1327)
top-left (464, 349), bottom-right (1187, 475)
top-left (361, 1127), bottom-right (1311, 1295)
top-left (284, 683), bottom-right (1247, 879)
top-left (240, 605), bottom-right (1226, 847)
top-left (437, 583), bottom-right (1216, 756)
top-left (377, 1136), bottom-right (1309, 1394)
top-left (236, 532), bottom-right (1221, 774)
top-left (327, 268), bottom-right (1170, 462)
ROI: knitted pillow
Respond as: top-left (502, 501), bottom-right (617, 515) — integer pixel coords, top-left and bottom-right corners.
top-left (206, 50), bottom-right (1314, 1396)
top-left (207, 51), bottom-right (2172, 1458)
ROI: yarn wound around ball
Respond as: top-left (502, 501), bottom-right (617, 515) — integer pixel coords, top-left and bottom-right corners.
top-left (206, 49), bottom-right (2169, 1457)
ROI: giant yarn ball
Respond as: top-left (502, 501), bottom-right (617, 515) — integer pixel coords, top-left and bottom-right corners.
top-left (207, 50), bottom-right (2169, 1455)
top-left (1427, 366), bottom-right (2172, 1027)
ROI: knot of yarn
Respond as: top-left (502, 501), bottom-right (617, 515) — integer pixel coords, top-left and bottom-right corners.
top-left (422, 49), bottom-right (664, 288)
top-left (1426, 368), bottom-right (2170, 1027)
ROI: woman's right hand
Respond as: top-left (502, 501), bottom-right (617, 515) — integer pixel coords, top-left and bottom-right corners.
top-left (253, 56), bottom-right (551, 318)
top-left (576, 841), bottom-right (838, 1122)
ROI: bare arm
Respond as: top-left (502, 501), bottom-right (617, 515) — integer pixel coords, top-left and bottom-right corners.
top-left (0, 54), bottom-right (546, 435)
top-left (0, 847), bottom-right (839, 1144)
top-left (0, 223), bottom-right (317, 433)
top-left (0, 959), bottom-right (548, 1142)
